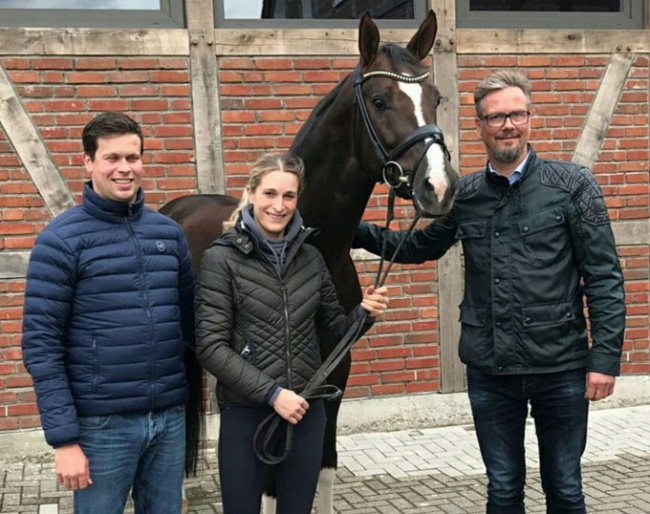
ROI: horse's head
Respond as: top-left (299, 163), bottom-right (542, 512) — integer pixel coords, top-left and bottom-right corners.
top-left (355, 10), bottom-right (459, 217)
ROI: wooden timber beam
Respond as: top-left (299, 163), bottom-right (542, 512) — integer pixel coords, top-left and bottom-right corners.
top-left (572, 52), bottom-right (636, 170)
top-left (456, 28), bottom-right (645, 55)
top-left (0, 252), bottom-right (30, 280)
top-left (0, 28), bottom-right (188, 56)
top-left (432, 0), bottom-right (465, 394)
top-left (0, 63), bottom-right (74, 217)
top-left (187, 0), bottom-right (224, 194)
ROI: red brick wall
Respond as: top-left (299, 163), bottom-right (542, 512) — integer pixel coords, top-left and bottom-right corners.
top-left (0, 52), bottom-right (648, 431)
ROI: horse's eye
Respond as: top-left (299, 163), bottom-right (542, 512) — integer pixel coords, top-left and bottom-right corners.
top-left (435, 96), bottom-right (442, 107)
top-left (371, 96), bottom-right (387, 111)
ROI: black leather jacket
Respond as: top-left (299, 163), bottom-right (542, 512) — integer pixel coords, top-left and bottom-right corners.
top-left (195, 222), bottom-right (371, 407)
top-left (354, 148), bottom-right (625, 376)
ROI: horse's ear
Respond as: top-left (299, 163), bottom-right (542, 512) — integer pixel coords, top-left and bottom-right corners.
top-left (406, 9), bottom-right (438, 61)
top-left (358, 12), bottom-right (380, 67)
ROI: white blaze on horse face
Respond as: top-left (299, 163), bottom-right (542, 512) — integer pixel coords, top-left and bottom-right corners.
top-left (398, 81), bottom-right (448, 204)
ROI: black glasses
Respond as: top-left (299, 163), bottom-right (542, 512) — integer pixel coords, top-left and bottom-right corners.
top-left (480, 110), bottom-right (530, 128)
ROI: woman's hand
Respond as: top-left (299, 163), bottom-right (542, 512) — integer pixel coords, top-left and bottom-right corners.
top-left (272, 389), bottom-right (309, 424)
top-left (360, 285), bottom-right (389, 318)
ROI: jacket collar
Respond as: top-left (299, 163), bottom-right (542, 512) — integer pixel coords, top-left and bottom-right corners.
top-left (484, 145), bottom-right (537, 189)
top-left (218, 222), bottom-right (317, 259)
top-left (82, 181), bottom-right (145, 223)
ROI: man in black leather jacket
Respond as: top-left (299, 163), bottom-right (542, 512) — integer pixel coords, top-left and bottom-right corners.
top-left (353, 70), bottom-right (625, 514)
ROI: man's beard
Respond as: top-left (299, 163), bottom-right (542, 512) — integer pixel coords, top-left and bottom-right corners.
top-left (493, 145), bottom-right (523, 163)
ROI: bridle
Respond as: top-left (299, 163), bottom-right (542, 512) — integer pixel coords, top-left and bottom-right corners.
top-left (253, 65), bottom-right (452, 466)
top-left (353, 64), bottom-right (451, 201)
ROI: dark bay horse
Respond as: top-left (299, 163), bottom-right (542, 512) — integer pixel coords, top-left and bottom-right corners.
top-left (163, 10), bottom-right (458, 513)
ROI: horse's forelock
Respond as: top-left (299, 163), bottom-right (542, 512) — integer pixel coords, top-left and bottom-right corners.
top-left (378, 43), bottom-right (427, 75)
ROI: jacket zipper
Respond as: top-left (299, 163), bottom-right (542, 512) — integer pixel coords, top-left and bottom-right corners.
top-left (125, 205), bottom-right (157, 410)
top-left (92, 336), bottom-right (98, 393)
top-left (238, 229), bottom-right (316, 391)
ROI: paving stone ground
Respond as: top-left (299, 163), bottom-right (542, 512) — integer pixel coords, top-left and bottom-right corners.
top-left (2, 405), bottom-right (649, 513)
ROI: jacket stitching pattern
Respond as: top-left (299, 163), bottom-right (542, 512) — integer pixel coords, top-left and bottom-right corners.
top-left (540, 163), bottom-right (610, 226)
top-left (456, 172), bottom-right (483, 201)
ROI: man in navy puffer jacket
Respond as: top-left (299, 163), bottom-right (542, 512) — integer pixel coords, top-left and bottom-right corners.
top-left (21, 112), bottom-right (197, 514)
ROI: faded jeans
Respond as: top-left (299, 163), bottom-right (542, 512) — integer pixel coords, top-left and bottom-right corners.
top-left (74, 405), bottom-right (186, 514)
top-left (467, 367), bottom-right (588, 514)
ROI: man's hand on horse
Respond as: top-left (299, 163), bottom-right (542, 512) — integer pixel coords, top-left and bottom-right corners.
top-left (361, 285), bottom-right (390, 318)
top-left (273, 389), bottom-right (309, 424)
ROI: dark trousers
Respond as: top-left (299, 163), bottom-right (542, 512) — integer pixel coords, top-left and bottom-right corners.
top-left (467, 367), bottom-right (589, 514)
top-left (218, 400), bottom-right (326, 514)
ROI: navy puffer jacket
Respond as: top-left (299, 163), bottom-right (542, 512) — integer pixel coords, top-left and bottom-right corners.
top-left (22, 183), bottom-right (195, 448)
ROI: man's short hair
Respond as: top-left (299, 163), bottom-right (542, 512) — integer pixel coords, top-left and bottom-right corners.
top-left (474, 71), bottom-right (532, 117)
top-left (82, 112), bottom-right (144, 160)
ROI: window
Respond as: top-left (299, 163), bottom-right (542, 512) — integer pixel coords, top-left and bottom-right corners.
top-left (0, 0), bottom-right (185, 28)
top-left (216, 0), bottom-right (429, 28)
top-left (457, 0), bottom-right (643, 29)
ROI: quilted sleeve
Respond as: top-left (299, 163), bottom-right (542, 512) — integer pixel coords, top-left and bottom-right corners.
top-left (21, 229), bottom-right (80, 448)
top-left (314, 254), bottom-right (373, 351)
top-left (568, 167), bottom-right (626, 375)
top-left (353, 213), bottom-right (458, 264)
top-left (194, 246), bottom-right (278, 404)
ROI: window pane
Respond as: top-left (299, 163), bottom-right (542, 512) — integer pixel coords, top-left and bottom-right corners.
top-left (468, 0), bottom-right (620, 12)
top-left (0, 0), bottom-right (161, 9)
top-left (224, 0), bottom-right (263, 18)
top-left (458, 0), bottom-right (640, 28)
top-left (223, 0), bottom-right (416, 19)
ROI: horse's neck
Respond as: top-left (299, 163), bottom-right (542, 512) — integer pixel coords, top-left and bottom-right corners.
top-left (292, 79), bottom-right (378, 258)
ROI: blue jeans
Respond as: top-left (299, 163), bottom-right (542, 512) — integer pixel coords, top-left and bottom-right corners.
top-left (74, 405), bottom-right (186, 514)
top-left (467, 368), bottom-right (588, 514)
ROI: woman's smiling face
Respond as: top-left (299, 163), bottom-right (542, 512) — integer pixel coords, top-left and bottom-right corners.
top-left (247, 170), bottom-right (299, 240)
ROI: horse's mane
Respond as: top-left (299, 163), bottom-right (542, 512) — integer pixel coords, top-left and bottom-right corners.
top-left (291, 43), bottom-right (427, 154)
top-left (291, 78), bottom-right (348, 152)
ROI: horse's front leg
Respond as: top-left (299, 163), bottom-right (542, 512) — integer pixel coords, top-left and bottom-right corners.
top-left (317, 350), bottom-right (351, 513)
top-left (261, 495), bottom-right (277, 514)
top-left (262, 467), bottom-right (277, 514)
top-left (317, 467), bottom-right (337, 513)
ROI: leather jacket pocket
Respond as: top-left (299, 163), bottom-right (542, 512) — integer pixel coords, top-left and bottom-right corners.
top-left (519, 209), bottom-right (569, 266)
top-left (458, 305), bottom-right (491, 366)
top-left (520, 301), bottom-right (586, 366)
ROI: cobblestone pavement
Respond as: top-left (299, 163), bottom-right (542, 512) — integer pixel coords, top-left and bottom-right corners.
top-left (2, 405), bottom-right (649, 513)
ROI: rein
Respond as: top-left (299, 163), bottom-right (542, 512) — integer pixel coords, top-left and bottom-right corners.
top-left (254, 189), bottom-right (420, 465)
